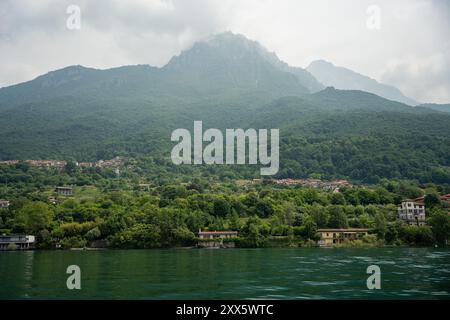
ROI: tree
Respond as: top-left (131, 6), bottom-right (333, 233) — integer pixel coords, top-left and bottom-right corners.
top-left (428, 211), bottom-right (450, 245)
top-left (172, 226), bottom-right (195, 245)
top-left (276, 202), bottom-right (296, 226)
top-left (228, 211), bottom-right (241, 230)
top-left (111, 224), bottom-right (161, 248)
top-left (255, 199), bottom-right (274, 218)
top-left (357, 189), bottom-right (379, 205)
top-left (309, 205), bottom-right (328, 228)
top-left (424, 193), bottom-right (441, 209)
top-left (240, 216), bottom-right (270, 247)
top-left (374, 212), bottom-right (387, 240)
top-left (17, 202), bottom-right (53, 234)
top-left (64, 161), bottom-right (78, 175)
top-left (385, 223), bottom-right (399, 244)
top-left (328, 206), bottom-right (348, 228)
top-left (399, 225), bottom-right (434, 246)
top-left (302, 216), bottom-right (318, 240)
top-left (86, 227), bottom-right (101, 241)
top-left (213, 198), bottom-right (231, 217)
top-left (330, 193), bottom-right (346, 205)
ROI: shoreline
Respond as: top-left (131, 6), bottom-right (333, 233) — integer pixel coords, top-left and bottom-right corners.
top-left (1, 244), bottom-right (445, 252)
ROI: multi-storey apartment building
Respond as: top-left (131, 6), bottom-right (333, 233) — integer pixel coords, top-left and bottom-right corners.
top-left (398, 200), bottom-right (426, 226)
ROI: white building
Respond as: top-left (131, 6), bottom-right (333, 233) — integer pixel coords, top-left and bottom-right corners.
top-left (398, 200), bottom-right (426, 226)
top-left (0, 200), bottom-right (10, 209)
top-left (198, 230), bottom-right (238, 239)
top-left (55, 186), bottom-right (73, 196)
top-left (0, 235), bottom-right (35, 250)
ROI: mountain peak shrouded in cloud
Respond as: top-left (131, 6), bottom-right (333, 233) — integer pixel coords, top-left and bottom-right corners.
top-left (1, 32), bottom-right (442, 107)
top-left (1, 0), bottom-right (448, 103)
top-left (165, 31), bottom-right (323, 93)
top-left (0, 31), bottom-right (326, 104)
top-left (0, 32), bottom-right (318, 109)
top-left (306, 60), bottom-right (419, 106)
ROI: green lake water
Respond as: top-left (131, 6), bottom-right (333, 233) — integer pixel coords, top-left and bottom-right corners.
top-left (0, 248), bottom-right (449, 299)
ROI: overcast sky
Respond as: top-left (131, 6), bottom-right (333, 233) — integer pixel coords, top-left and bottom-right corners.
top-left (0, 0), bottom-right (449, 103)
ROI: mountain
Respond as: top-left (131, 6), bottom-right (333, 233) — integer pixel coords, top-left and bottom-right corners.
top-left (306, 60), bottom-right (418, 106)
top-left (0, 33), bottom-right (449, 183)
top-left (0, 32), bottom-right (322, 110)
top-left (162, 32), bottom-right (321, 96)
top-left (417, 103), bottom-right (450, 113)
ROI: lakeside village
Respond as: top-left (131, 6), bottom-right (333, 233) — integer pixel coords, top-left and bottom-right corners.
top-left (0, 157), bottom-right (450, 250)
top-left (2, 193), bottom-right (447, 249)
top-left (1, 158), bottom-right (449, 250)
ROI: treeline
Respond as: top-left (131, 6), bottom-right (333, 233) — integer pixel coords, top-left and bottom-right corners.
top-left (0, 166), bottom-right (449, 249)
top-left (1, 94), bottom-right (450, 186)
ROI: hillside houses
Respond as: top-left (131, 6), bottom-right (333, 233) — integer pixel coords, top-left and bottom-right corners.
top-left (26, 160), bottom-right (67, 169)
top-left (235, 178), bottom-right (351, 192)
top-left (0, 157), bottom-right (125, 170)
top-left (78, 156), bottom-right (124, 168)
top-left (273, 179), bottom-right (351, 192)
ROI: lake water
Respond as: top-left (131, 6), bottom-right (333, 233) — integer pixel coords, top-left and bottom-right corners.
top-left (0, 248), bottom-right (449, 299)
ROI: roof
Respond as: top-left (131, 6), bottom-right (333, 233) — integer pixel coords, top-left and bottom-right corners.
top-left (198, 231), bottom-right (238, 235)
top-left (317, 229), bottom-right (369, 232)
top-left (413, 194), bottom-right (450, 202)
top-left (441, 194), bottom-right (450, 200)
top-left (402, 199), bottom-right (424, 205)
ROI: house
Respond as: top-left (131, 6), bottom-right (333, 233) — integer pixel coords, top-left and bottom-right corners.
top-left (317, 228), bottom-right (369, 246)
top-left (138, 183), bottom-right (151, 191)
top-left (26, 160), bottom-right (67, 170)
top-left (398, 200), bottom-right (426, 226)
top-left (0, 235), bottom-right (35, 250)
top-left (55, 186), bottom-right (73, 196)
top-left (96, 156), bottom-right (124, 168)
top-left (198, 230), bottom-right (238, 239)
top-left (441, 194), bottom-right (450, 203)
top-left (77, 161), bottom-right (95, 168)
top-left (413, 194), bottom-right (450, 206)
top-left (273, 178), bottom-right (351, 191)
top-left (48, 196), bottom-right (58, 205)
top-left (0, 200), bottom-right (10, 209)
top-left (197, 230), bottom-right (238, 248)
top-left (0, 160), bottom-right (19, 165)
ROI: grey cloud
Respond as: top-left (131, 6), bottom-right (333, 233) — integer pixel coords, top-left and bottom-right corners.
top-left (381, 53), bottom-right (450, 104)
top-left (0, 0), bottom-right (448, 103)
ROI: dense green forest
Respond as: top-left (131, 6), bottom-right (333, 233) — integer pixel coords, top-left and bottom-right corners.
top-left (0, 34), bottom-right (449, 184)
top-left (0, 164), bottom-right (449, 249)
top-left (0, 33), bottom-right (449, 249)
top-left (0, 89), bottom-right (449, 184)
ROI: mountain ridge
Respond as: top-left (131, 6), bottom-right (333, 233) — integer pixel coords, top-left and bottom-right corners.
top-left (0, 32), bottom-right (449, 184)
top-left (0, 32), bottom-right (324, 108)
top-left (306, 59), bottom-right (419, 106)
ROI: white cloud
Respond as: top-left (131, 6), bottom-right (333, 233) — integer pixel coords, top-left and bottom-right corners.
top-left (0, 0), bottom-right (448, 103)
top-left (381, 53), bottom-right (450, 104)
